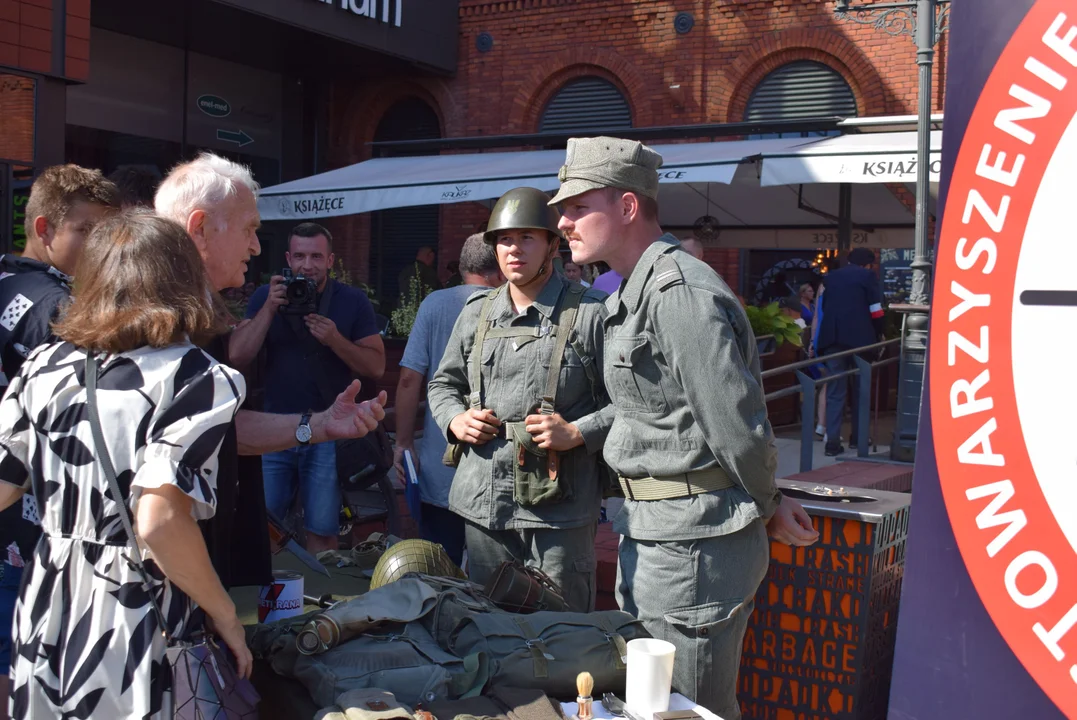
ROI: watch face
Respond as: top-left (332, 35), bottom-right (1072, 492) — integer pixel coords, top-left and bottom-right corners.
top-left (929, 1), bottom-right (1077, 714)
top-left (296, 423), bottom-right (313, 444)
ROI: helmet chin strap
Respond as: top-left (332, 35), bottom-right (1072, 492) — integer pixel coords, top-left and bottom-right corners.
top-left (509, 238), bottom-right (557, 291)
top-left (512, 258), bottom-right (549, 290)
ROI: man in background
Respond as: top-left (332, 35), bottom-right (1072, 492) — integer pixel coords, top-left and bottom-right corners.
top-left (815, 247), bottom-right (885, 456)
top-left (0, 165), bottom-right (119, 719)
top-left (562, 260), bottom-right (590, 287)
top-left (679, 236), bottom-right (704, 260)
top-left (393, 234), bottom-right (503, 564)
top-left (398, 245), bottom-right (441, 304)
top-left (230, 222), bottom-right (386, 552)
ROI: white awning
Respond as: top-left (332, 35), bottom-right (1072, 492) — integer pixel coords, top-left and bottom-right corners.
top-left (258, 136), bottom-right (811, 221)
top-left (758, 130), bottom-right (943, 186)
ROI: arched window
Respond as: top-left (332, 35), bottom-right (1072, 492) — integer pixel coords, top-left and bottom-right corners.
top-left (371, 97), bottom-right (441, 301)
top-left (539, 77), bottom-right (632, 133)
top-left (744, 61), bottom-right (857, 138)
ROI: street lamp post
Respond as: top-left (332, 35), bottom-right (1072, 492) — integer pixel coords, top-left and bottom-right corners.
top-left (834, 0), bottom-right (950, 462)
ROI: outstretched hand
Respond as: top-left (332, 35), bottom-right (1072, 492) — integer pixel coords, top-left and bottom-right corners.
top-left (315, 380), bottom-right (387, 441)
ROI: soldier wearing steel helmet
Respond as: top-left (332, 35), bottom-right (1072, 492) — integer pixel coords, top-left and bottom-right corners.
top-left (427, 187), bottom-right (613, 612)
top-left (550, 137), bottom-right (820, 718)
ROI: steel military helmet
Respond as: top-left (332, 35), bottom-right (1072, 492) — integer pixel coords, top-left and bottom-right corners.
top-left (483, 187), bottom-right (563, 244)
top-left (369, 539), bottom-right (466, 590)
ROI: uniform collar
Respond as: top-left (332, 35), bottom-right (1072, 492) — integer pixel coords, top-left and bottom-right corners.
top-left (618, 234), bottom-right (679, 313)
top-left (0, 254), bottom-right (73, 287)
top-left (494, 272), bottom-right (566, 322)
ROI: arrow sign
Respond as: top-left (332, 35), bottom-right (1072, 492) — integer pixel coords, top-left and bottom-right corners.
top-left (216, 128), bottom-right (254, 148)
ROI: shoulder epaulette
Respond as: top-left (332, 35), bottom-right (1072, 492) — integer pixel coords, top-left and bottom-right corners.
top-left (653, 252), bottom-right (685, 291)
top-left (464, 288), bottom-right (494, 305)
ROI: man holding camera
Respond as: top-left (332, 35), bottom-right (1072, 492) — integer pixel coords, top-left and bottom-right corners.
top-left (230, 222), bottom-right (386, 552)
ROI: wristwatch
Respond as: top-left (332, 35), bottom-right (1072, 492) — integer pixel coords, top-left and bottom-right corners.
top-left (296, 412), bottom-right (313, 445)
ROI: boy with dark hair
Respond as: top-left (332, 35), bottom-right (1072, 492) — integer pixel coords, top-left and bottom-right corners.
top-left (0, 164), bottom-right (119, 715)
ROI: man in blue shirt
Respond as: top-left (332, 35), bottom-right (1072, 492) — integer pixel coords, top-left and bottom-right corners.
top-left (393, 233), bottom-right (503, 564)
top-left (231, 222), bottom-right (386, 552)
top-left (815, 247), bottom-right (885, 456)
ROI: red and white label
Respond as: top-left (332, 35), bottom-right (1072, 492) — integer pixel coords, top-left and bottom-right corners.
top-left (931, 3), bottom-right (1077, 716)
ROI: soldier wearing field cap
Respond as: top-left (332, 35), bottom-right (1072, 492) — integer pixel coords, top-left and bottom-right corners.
top-left (427, 186), bottom-right (613, 612)
top-left (550, 137), bottom-right (820, 718)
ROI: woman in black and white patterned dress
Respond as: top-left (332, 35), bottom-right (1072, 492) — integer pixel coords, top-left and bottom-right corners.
top-left (0, 212), bottom-right (252, 719)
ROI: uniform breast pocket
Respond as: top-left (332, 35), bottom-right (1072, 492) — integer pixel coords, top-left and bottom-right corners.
top-left (541, 339), bottom-right (591, 402)
top-left (607, 335), bottom-right (666, 413)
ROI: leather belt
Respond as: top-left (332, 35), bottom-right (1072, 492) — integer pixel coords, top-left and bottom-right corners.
top-left (618, 467), bottom-right (735, 501)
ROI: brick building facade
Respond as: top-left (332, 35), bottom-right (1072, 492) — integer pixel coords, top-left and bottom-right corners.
top-left (322, 0), bottom-right (947, 291)
top-left (0, 0), bottom-right (88, 188)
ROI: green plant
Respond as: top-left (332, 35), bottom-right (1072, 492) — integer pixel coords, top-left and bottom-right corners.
top-left (744, 302), bottom-right (804, 347)
top-left (329, 258), bottom-right (380, 309)
top-left (391, 274), bottom-right (422, 337)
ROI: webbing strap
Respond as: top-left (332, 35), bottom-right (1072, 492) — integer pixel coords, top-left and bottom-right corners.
top-left (484, 326), bottom-right (556, 340)
top-left (596, 615), bottom-right (628, 670)
top-left (468, 288), bottom-right (502, 409)
top-left (540, 284), bottom-right (584, 415)
top-left (513, 616), bottom-right (553, 679)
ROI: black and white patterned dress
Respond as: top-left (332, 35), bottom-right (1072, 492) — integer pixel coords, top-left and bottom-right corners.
top-left (0, 340), bottom-right (245, 719)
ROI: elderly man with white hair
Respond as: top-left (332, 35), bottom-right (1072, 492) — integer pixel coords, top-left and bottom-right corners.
top-left (155, 152), bottom-right (387, 587)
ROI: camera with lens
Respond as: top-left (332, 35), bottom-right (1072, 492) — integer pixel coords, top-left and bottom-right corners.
top-left (279, 267), bottom-right (318, 315)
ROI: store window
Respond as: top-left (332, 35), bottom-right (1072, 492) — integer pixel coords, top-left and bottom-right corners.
top-left (539, 77), bottom-right (632, 133)
top-left (370, 97), bottom-right (442, 302)
top-left (744, 61), bottom-right (858, 139)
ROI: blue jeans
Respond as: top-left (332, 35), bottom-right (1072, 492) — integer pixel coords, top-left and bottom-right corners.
top-left (0, 563), bottom-right (23, 672)
top-left (824, 354), bottom-right (861, 447)
top-left (262, 442), bottom-right (341, 537)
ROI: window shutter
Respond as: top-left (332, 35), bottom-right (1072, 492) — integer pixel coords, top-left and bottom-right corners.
top-left (539, 77), bottom-right (632, 133)
top-left (745, 61), bottom-right (858, 122)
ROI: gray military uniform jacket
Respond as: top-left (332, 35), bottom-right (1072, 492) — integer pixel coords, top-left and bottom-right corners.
top-left (429, 273), bottom-right (613, 530)
top-left (603, 235), bottom-right (782, 542)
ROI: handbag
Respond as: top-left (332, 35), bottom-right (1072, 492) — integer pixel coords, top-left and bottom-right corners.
top-left (85, 350), bottom-right (260, 719)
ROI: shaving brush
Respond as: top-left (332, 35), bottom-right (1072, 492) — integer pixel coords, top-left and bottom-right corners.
top-left (577, 671), bottom-right (594, 720)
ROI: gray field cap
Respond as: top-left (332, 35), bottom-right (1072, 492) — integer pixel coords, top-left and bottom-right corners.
top-left (548, 136), bottom-right (664, 205)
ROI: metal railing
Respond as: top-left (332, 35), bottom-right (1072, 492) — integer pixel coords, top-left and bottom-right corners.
top-left (762, 338), bottom-right (902, 473)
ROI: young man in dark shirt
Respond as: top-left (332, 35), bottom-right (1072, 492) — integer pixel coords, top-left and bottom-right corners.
top-left (0, 165), bottom-right (119, 718)
top-left (230, 222), bottom-right (386, 553)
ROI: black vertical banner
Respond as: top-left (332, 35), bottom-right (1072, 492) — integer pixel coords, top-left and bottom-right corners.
top-left (890, 1), bottom-right (1077, 718)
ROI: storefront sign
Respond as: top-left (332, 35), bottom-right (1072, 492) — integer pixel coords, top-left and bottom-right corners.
top-left (276, 194), bottom-right (347, 217)
top-left (890, 2), bottom-right (1077, 719)
top-left (313, 0), bottom-right (403, 27)
top-left (209, 0), bottom-right (456, 73)
top-left (197, 95), bottom-right (232, 117)
top-left (10, 184), bottom-right (28, 252)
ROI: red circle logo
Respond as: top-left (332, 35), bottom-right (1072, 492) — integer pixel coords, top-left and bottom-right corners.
top-left (931, 2), bottom-right (1077, 715)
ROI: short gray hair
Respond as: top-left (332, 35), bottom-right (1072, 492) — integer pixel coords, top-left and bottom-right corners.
top-left (154, 152), bottom-right (259, 229)
top-left (458, 233), bottom-right (499, 276)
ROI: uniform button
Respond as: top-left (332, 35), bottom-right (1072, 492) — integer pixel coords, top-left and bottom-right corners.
top-left (699, 627), bottom-right (709, 637)
top-left (426, 693), bottom-right (436, 702)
